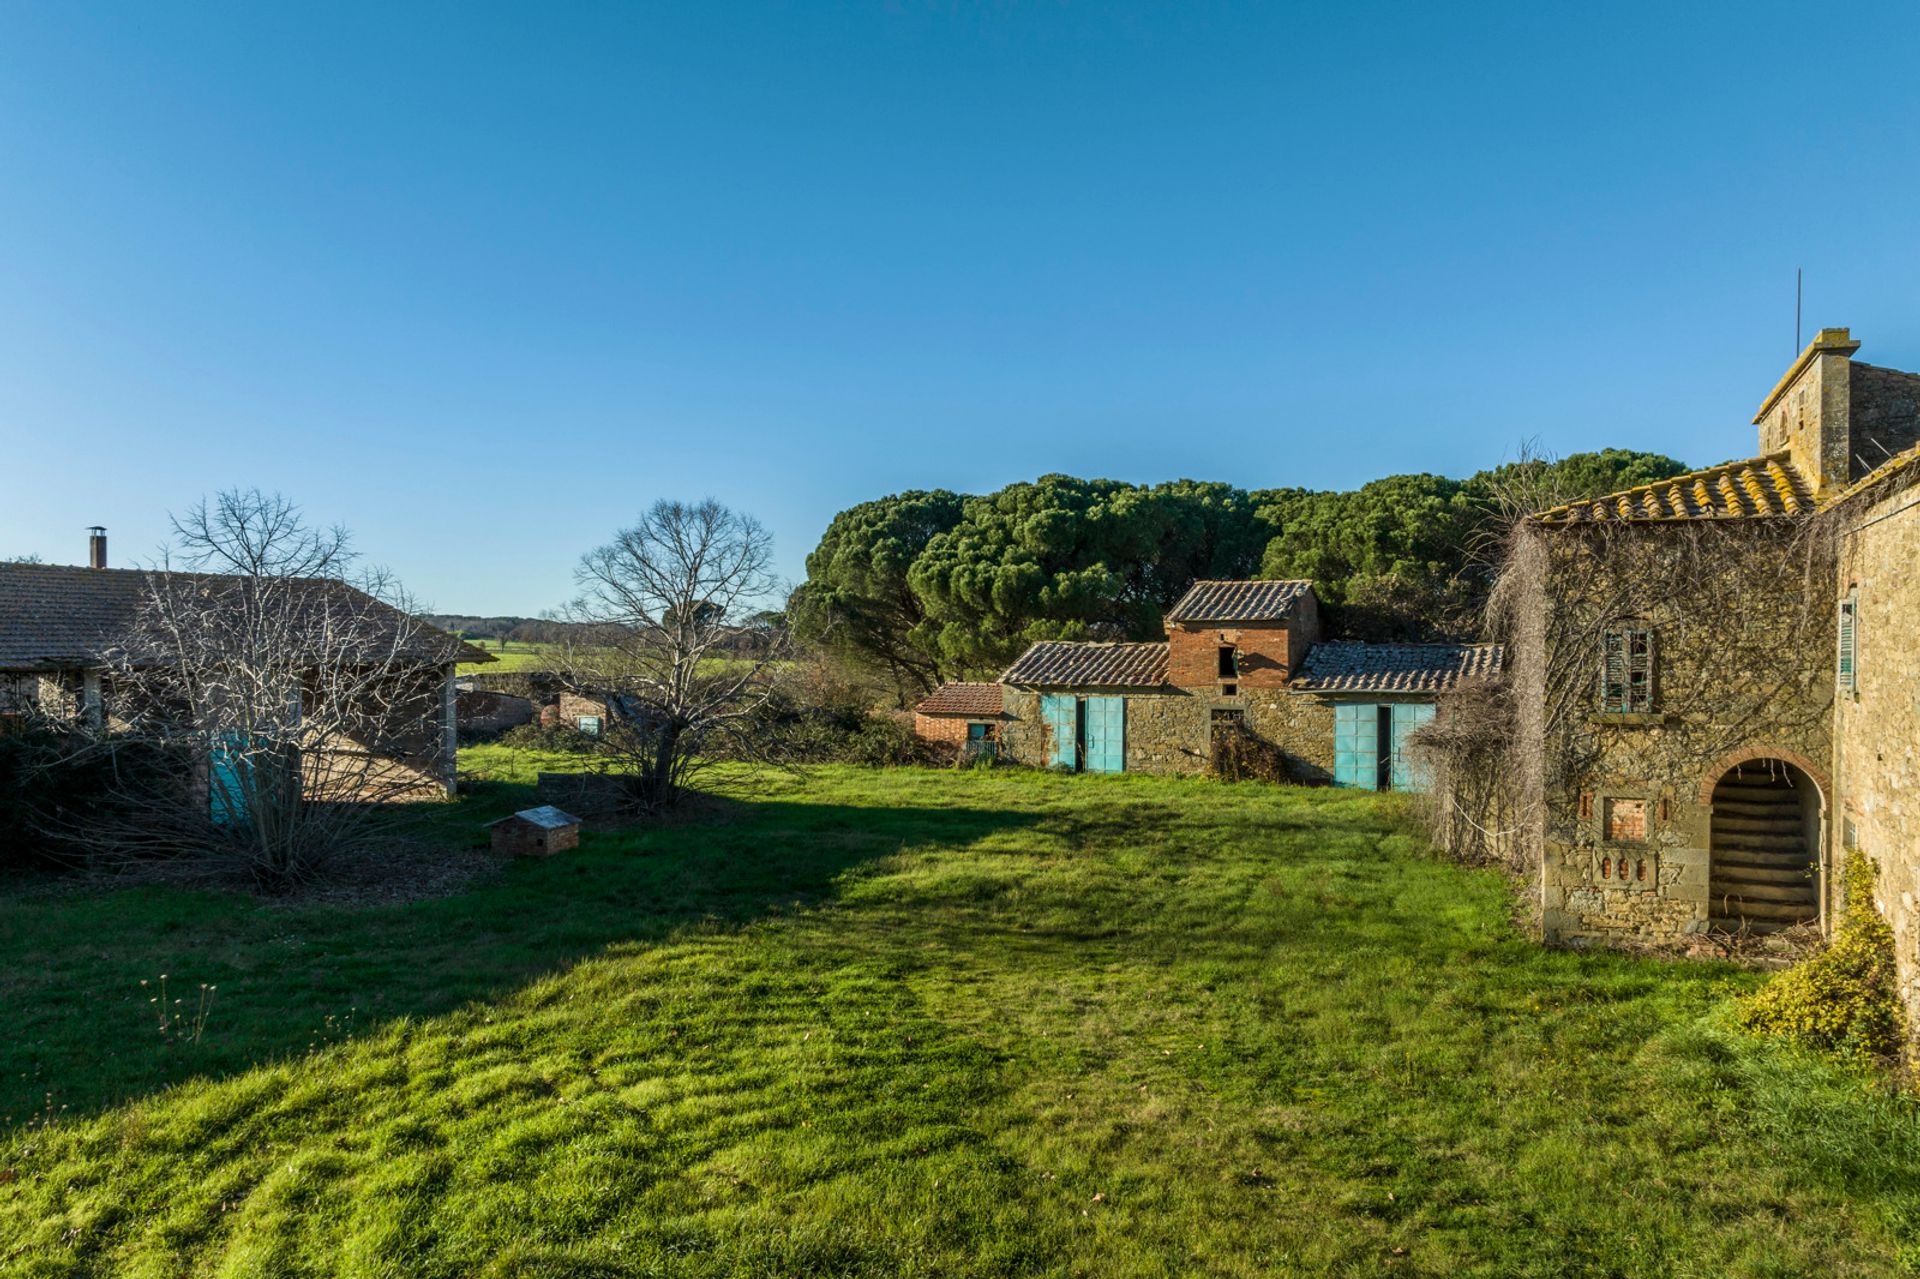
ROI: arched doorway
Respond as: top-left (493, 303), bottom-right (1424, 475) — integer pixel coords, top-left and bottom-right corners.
top-left (1708, 758), bottom-right (1822, 931)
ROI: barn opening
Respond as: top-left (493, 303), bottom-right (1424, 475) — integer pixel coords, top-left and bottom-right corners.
top-left (1708, 758), bottom-right (1822, 932)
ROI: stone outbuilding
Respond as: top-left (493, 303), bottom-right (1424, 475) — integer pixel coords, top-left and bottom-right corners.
top-left (996, 578), bottom-right (1499, 788)
top-left (488, 805), bottom-right (581, 856)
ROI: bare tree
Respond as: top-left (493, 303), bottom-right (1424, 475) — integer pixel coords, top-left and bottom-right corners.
top-left (60, 491), bottom-right (460, 889)
top-left (560, 499), bottom-right (789, 807)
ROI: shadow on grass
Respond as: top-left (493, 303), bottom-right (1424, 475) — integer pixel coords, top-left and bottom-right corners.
top-left (0, 772), bottom-right (1041, 1125)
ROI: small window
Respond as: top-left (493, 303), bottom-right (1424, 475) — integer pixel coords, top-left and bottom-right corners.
top-left (1601, 627), bottom-right (1655, 713)
top-left (1837, 594), bottom-right (1857, 691)
top-left (1604, 798), bottom-right (1647, 843)
top-left (1219, 683), bottom-right (1237, 697)
top-left (577, 715), bottom-right (602, 736)
top-left (966, 722), bottom-right (990, 741)
top-left (1217, 646), bottom-right (1238, 679)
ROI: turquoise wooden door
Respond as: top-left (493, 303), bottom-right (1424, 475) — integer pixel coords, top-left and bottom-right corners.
top-left (1083, 696), bottom-right (1125, 773)
top-left (1040, 694), bottom-right (1079, 769)
top-left (1333, 703), bottom-right (1378, 789)
top-left (209, 734), bottom-right (250, 825)
top-left (1390, 703), bottom-right (1436, 792)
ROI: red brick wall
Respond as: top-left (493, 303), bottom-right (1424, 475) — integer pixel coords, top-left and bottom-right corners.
top-left (1167, 623), bottom-right (1292, 690)
top-left (915, 713), bottom-right (992, 744)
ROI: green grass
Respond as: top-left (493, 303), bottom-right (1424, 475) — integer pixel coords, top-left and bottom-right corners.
top-left (3, 755), bottom-right (1918, 1276)
top-left (458, 640), bottom-right (562, 676)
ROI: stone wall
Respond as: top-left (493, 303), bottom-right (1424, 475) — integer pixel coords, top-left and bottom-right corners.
top-left (1516, 523), bottom-right (1836, 945)
top-left (1849, 363), bottom-right (1920, 478)
top-left (1755, 329), bottom-right (1857, 495)
top-left (999, 681), bottom-right (1361, 783)
top-left (1833, 478), bottom-right (1920, 1051)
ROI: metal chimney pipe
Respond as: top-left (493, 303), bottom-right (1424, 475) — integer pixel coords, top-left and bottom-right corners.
top-left (88, 526), bottom-right (106, 569)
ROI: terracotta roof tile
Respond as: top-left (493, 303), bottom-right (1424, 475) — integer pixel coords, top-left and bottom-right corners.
top-left (1165, 579), bottom-right (1313, 623)
top-left (914, 682), bottom-right (1004, 716)
top-left (1293, 642), bottom-right (1503, 693)
top-left (1001, 641), bottom-right (1170, 688)
top-left (1531, 453), bottom-right (1812, 524)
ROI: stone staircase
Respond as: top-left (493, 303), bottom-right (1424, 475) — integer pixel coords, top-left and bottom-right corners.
top-left (1708, 765), bottom-right (1818, 933)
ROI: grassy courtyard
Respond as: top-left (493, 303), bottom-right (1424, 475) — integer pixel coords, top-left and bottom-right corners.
top-left (2, 755), bottom-right (1918, 1276)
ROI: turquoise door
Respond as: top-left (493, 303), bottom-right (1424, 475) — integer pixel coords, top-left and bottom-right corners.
top-left (1083, 696), bottom-right (1125, 773)
top-left (1040, 694), bottom-right (1079, 769)
top-left (209, 734), bottom-right (250, 825)
top-left (1333, 703), bottom-right (1378, 789)
top-left (1390, 703), bottom-right (1436, 792)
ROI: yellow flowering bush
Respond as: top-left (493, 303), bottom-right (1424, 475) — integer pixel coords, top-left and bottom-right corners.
top-left (1741, 852), bottom-right (1903, 1067)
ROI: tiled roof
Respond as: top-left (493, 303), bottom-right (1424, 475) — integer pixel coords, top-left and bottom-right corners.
top-left (0, 563), bottom-right (489, 671)
top-left (914, 682), bottom-right (1005, 717)
top-left (1166, 578), bottom-right (1313, 623)
top-left (1001, 641), bottom-right (1170, 688)
top-left (1531, 452), bottom-right (1812, 523)
top-left (1293, 642), bottom-right (1503, 693)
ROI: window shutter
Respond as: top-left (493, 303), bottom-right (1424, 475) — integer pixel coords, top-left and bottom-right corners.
top-left (1601, 627), bottom-right (1655, 712)
top-left (1601, 631), bottom-right (1627, 712)
top-left (1837, 595), bottom-right (1857, 691)
top-left (1627, 629), bottom-right (1654, 712)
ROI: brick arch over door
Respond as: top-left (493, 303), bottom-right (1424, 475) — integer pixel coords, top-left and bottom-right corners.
top-left (1694, 745), bottom-right (1830, 806)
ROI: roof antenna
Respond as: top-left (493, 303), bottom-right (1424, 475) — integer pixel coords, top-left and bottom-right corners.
top-left (1795, 267), bottom-right (1802, 354)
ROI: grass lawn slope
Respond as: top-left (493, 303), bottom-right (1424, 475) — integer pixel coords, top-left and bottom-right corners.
top-left (3, 757), bottom-right (1918, 1277)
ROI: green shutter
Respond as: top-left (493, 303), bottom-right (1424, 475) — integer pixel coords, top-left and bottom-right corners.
top-left (1602, 627), bottom-right (1655, 713)
top-left (1838, 595), bottom-right (1857, 690)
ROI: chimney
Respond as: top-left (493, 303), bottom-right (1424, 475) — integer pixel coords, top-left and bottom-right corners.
top-left (87, 526), bottom-right (107, 569)
top-left (1753, 327), bottom-right (1861, 497)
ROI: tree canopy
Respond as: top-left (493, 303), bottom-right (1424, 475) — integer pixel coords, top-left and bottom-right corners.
top-left (797, 450), bottom-right (1691, 689)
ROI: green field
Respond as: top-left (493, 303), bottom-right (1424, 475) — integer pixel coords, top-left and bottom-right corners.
top-left (3, 754), bottom-right (1917, 1276)
top-left (457, 639), bottom-right (562, 675)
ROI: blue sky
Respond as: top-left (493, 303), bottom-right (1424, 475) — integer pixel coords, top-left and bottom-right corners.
top-left (3, 3), bottom-right (1918, 615)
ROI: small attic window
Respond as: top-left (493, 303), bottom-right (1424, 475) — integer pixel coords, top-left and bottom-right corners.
top-left (1218, 646), bottom-right (1238, 678)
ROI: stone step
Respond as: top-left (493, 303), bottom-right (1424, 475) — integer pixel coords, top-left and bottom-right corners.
top-left (1706, 916), bottom-right (1798, 936)
top-left (1720, 810), bottom-right (1804, 833)
top-left (1712, 887), bottom-right (1812, 917)
top-left (1714, 782), bottom-right (1801, 800)
top-left (1714, 834), bottom-right (1807, 854)
top-left (1709, 863), bottom-right (1816, 886)
top-left (1709, 878), bottom-right (1818, 905)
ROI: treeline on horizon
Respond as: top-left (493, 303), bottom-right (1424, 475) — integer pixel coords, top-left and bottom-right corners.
top-left (790, 449), bottom-right (1690, 697)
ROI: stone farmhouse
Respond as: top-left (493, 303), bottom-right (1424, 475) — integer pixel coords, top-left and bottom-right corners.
top-left (985, 578), bottom-right (1500, 787)
top-left (0, 532), bottom-right (488, 804)
top-left (1467, 327), bottom-right (1920, 1045)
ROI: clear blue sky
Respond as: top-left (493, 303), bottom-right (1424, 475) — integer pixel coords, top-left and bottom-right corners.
top-left (3, 3), bottom-right (1918, 615)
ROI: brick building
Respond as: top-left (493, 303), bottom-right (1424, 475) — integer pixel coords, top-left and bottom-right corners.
top-left (997, 578), bottom-right (1499, 786)
top-left (912, 682), bottom-right (1004, 750)
top-left (1471, 325), bottom-right (1920, 1047)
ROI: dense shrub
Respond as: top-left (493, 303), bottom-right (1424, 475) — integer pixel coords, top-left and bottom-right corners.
top-left (1742, 854), bottom-right (1904, 1068)
top-left (493, 721), bottom-right (602, 754)
top-left (1207, 720), bottom-right (1304, 784)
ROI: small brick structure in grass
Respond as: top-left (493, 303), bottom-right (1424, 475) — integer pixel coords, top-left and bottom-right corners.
top-left (487, 805), bottom-right (582, 857)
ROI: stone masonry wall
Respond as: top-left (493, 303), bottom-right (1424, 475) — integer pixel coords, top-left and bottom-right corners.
top-left (1000, 682), bottom-right (1348, 781)
top-left (1849, 363), bottom-right (1920, 479)
top-left (1833, 483), bottom-right (1920, 1053)
top-left (1524, 525), bottom-right (1835, 945)
top-left (1756, 335), bottom-right (1855, 495)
